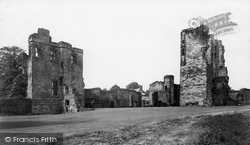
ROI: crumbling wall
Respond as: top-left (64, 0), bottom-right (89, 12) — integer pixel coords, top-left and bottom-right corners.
top-left (180, 25), bottom-right (229, 106)
top-left (84, 87), bottom-right (141, 108)
top-left (164, 75), bottom-right (174, 105)
top-left (180, 25), bottom-right (211, 106)
top-left (240, 89), bottom-right (250, 105)
top-left (28, 28), bottom-right (84, 114)
top-left (149, 81), bottom-right (165, 106)
top-left (211, 76), bottom-right (229, 106)
top-left (174, 84), bottom-right (180, 106)
top-left (210, 39), bottom-right (229, 106)
top-left (158, 91), bottom-right (169, 106)
top-left (148, 76), bottom-right (177, 106)
top-left (228, 89), bottom-right (250, 105)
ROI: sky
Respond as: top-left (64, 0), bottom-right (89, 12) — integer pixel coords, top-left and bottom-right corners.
top-left (0, 0), bottom-right (250, 91)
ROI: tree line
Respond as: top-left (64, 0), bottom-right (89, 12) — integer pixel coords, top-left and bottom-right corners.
top-left (0, 46), bottom-right (28, 99)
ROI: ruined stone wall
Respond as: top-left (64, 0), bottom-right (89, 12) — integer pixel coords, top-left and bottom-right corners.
top-left (158, 91), bottom-right (169, 106)
top-left (164, 75), bottom-right (174, 105)
top-left (174, 84), bottom-right (180, 106)
top-left (240, 89), bottom-right (250, 105)
top-left (211, 76), bottom-right (229, 106)
top-left (210, 39), bottom-right (229, 106)
top-left (211, 40), bottom-right (228, 77)
top-left (84, 88), bottom-right (141, 108)
top-left (180, 25), bottom-right (212, 106)
top-left (148, 81), bottom-right (166, 106)
top-left (148, 76), bottom-right (177, 106)
top-left (180, 25), bottom-right (229, 106)
top-left (149, 81), bottom-right (164, 91)
top-left (28, 28), bottom-right (84, 114)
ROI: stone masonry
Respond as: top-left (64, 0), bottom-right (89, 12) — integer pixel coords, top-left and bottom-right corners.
top-left (27, 28), bottom-right (85, 114)
top-left (148, 75), bottom-right (178, 106)
top-left (84, 85), bottom-right (141, 108)
top-left (180, 25), bottom-right (229, 106)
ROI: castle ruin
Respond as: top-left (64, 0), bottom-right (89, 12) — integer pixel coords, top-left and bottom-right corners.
top-left (27, 28), bottom-right (85, 114)
top-left (85, 85), bottom-right (141, 108)
top-left (180, 25), bottom-right (229, 106)
top-left (149, 75), bottom-right (180, 106)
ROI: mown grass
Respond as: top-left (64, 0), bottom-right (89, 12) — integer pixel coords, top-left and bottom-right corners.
top-left (186, 111), bottom-right (250, 145)
top-left (64, 111), bottom-right (250, 145)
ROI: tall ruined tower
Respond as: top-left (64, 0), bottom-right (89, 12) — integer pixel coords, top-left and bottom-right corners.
top-left (27, 28), bottom-right (85, 114)
top-left (180, 25), bottom-right (229, 106)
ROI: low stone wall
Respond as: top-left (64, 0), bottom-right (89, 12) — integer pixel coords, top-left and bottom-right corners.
top-left (85, 88), bottom-right (141, 108)
top-left (0, 98), bottom-right (32, 115)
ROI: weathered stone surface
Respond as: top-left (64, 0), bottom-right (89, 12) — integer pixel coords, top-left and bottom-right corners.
top-left (174, 84), bottom-right (180, 106)
top-left (149, 81), bottom-right (164, 92)
top-left (211, 76), bottom-right (229, 106)
top-left (148, 75), bottom-right (178, 106)
top-left (27, 28), bottom-right (85, 114)
top-left (164, 75), bottom-right (174, 105)
top-left (180, 25), bottom-right (229, 106)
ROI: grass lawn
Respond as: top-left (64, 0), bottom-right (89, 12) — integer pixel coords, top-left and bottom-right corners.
top-left (187, 111), bottom-right (250, 145)
top-left (64, 110), bottom-right (250, 145)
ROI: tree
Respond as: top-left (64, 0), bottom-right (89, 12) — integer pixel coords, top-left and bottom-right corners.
top-left (0, 46), bottom-right (28, 98)
top-left (126, 82), bottom-right (140, 90)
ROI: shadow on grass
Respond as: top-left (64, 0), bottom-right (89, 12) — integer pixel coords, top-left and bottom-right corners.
top-left (0, 120), bottom-right (93, 130)
top-left (187, 112), bottom-right (250, 145)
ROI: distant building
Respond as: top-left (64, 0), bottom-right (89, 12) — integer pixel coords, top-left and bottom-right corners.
top-left (148, 75), bottom-right (180, 106)
top-left (27, 28), bottom-right (85, 114)
top-left (85, 85), bottom-right (142, 108)
top-left (229, 88), bottom-right (250, 105)
top-left (180, 25), bottom-right (229, 106)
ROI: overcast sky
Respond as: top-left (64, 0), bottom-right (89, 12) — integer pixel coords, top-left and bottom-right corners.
top-left (0, 0), bottom-right (250, 90)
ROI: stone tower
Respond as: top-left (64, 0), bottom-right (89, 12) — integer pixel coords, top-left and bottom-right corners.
top-left (27, 28), bottom-right (85, 114)
top-left (180, 25), bottom-right (229, 106)
top-left (164, 75), bottom-right (174, 105)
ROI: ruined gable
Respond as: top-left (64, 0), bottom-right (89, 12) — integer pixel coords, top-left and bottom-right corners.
top-left (148, 75), bottom-right (177, 106)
